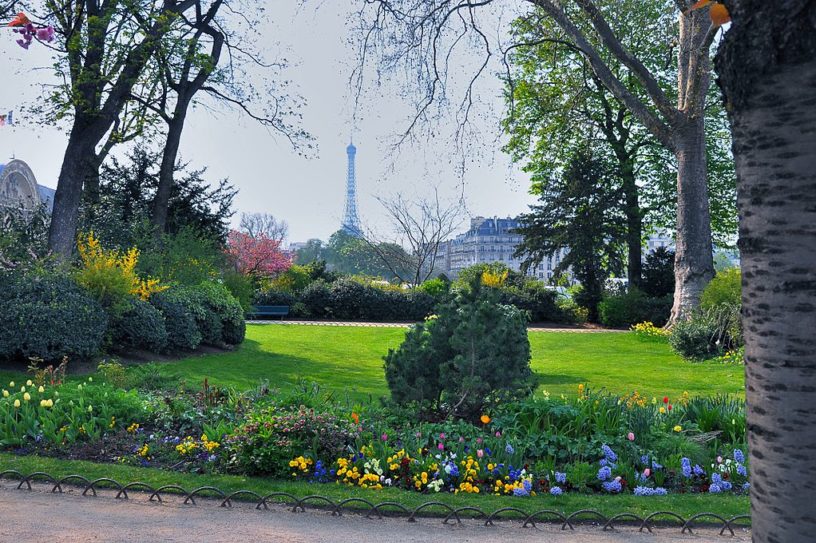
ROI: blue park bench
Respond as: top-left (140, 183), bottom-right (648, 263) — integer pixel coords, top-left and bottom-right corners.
top-left (248, 305), bottom-right (290, 320)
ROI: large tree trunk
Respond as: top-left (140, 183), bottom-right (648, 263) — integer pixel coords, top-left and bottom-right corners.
top-left (669, 7), bottom-right (715, 323)
top-left (669, 114), bottom-right (715, 322)
top-left (47, 122), bottom-right (101, 257)
top-left (716, 3), bottom-right (816, 539)
top-left (151, 110), bottom-right (188, 233)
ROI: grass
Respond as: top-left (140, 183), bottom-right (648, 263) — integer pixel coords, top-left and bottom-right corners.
top-left (0, 453), bottom-right (749, 522)
top-left (142, 324), bottom-right (744, 401)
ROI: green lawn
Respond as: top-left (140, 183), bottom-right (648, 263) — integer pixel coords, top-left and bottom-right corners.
top-left (150, 324), bottom-right (744, 400)
top-left (0, 453), bottom-right (749, 521)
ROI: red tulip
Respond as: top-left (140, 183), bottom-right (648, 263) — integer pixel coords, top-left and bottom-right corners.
top-left (663, 396), bottom-right (669, 404)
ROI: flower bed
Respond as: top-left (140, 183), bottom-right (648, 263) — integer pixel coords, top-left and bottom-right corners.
top-left (0, 367), bottom-right (749, 502)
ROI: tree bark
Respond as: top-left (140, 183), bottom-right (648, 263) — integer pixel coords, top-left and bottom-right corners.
top-left (669, 114), bottom-right (715, 321)
top-left (151, 107), bottom-right (188, 233)
top-left (668, 6), bottom-right (715, 322)
top-left (716, 2), bottom-right (816, 539)
top-left (47, 118), bottom-right (105, 256)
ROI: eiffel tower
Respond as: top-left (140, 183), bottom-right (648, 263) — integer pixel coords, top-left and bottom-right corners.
top-left (341, 140), bottom-right (363, 237)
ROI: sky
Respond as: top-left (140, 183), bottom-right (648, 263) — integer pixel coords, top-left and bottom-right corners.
top-left (0, 1), bottom-right (537, 244)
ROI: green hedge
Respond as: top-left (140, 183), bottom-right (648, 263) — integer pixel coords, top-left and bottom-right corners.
top-left (0, 272), bottom-right (108, 362)
top-left (150, 290), bottom-right (203, 351)
top-left (110, 299), bottom-right (169, 353)
top-left (598, 290), bottom-right (673, 328)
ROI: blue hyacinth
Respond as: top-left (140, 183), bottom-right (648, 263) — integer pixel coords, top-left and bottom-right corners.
top-left (709, 483), bottom-right (722, 493)
top-left (555, 471), bottom-right (567, 484)
top-left (550, 486), bottom-right (563, 496)
top-left (601, 444), bottom-right (618, 463)
top-left (711, 473), bottom-right (722, 485)
top-left (736, 464), bottom-right (747, 477)
top-left (505, 443), bottom-right (515, 455)
top-left (693, 464), bottom-right (705, 476)
top-left (602, 480), bottom-right (622, 493)
top-left (681, 457), bottom-right (692, 478)
top-left (597, 466), bottom-right (612, 481)
top-left (742, 482), bottom-right (750, 492)
top-left (523, 480), bottom-right (532, 492)
top-left (513, 487), bottom-right (529, 497)
top-left (633, 486), bottom-right (668, 496)
top-left (640, 455), bottom-right (650, 465)
top-left (734, 449), bottom-right (745, 464)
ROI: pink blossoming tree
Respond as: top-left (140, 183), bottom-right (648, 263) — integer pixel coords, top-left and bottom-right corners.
top-left (225, 230), bottom-right (292, 278)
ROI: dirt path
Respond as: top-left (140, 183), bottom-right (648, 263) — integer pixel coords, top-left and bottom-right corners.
top-left (0, 485), bottom-right (748, 543)
top-left (249, 320), bottom-right (626, 333)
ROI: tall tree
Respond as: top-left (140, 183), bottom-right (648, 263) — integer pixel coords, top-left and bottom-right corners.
top-left (503, 6), bottom-right (737, 287)
top-left (27, 0), bottom-right (199, 257)
top-left (139, 2), bottom-right (311, 233)
top-left (716, 1), bottom-right (816, 540)
top-left (359, 0), bottom-right (723, 321)
top-left (514, 149), bottom-right (626, 321)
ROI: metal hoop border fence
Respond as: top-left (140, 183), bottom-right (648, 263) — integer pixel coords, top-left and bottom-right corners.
top-left (0, 470), bottom-right (751, 536)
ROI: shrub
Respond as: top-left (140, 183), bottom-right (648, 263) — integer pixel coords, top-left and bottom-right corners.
top-left (150, 290), bottom-right (202, 351)
top-left (598, 289), bottom-right (673, 328)
top-left (300, 280), bottom-right (332, 318)
top-left (384, 278), bottom-right (534, 418)
top-left (700, 268), bottom-right (741, 311)
top-left (641, 247), bottom-right (675, 298)
top-left (194, 282), bottom-right (246, 345)
top-left (74, 232), bottom-right (167, 315)
top-left (668, 313), bottom-right (723, 360)
top-left (221, 271), bottom-right (254, 314)
top-left (110, 299), bottom-right (169, 353)
top-left (253, 288), bottom-right (297, 307)
top-left (417, 277), bottom-right (450, 299)
top-left (501, 282), bottom-right (573, 323)
top-left (0, 272), bottom-right (108, 362)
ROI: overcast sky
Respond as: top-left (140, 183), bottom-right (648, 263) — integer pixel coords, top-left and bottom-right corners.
top-left (0, 1), bottom-right (536, 244)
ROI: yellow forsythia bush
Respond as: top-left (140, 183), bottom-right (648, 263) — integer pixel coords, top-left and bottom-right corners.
top-left (75, 232), bottom-right (167, 311)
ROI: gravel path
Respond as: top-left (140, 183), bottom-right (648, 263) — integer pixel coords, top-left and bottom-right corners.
top-left (0, 485), bottom-right (748, 543)
top-left (248, 320), bottom-right (626, 333)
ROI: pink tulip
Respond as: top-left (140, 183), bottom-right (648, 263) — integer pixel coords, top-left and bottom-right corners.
top-left (458, 436), bottom-right (465, 443)
top-left (476, 437), bottom-right (483, 444)
top-left (717, 456), bottom-right (723, 464)
top-left (437, 443), bottom-right (444, 450)
top-left (439, 433), bottom-right (446, 440)
top-left (381, 433), bottom-right (388, 441)
top-left (477, 449), bottom-right (484, 458)
top-left (644, 468), bottom-right (651, 477)
top-left (627, 432), bottom-right (635, 441)
top-left (495, 431), bottom-right (501, 437)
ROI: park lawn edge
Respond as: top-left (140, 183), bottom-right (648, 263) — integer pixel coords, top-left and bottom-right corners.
top-left (0, 453), bottom-right (749, 524)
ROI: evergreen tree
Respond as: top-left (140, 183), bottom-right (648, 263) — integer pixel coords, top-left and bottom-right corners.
top-left (514, 149), bottom-right (625, 321)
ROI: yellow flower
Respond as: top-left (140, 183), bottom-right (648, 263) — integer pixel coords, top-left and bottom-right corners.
top-left (9, 381), bottom-right (14, 388)
top-left (26, 380), bottom-right (32, 387)
top-left (88, 405), bottom-right (93, 412)
top-left (480, 414), bottom-right (491, 425)
top-left (13, 399), bottom-right (20, 408)
top-left (40, 399), bottom-right (48, 407)
top-left (673, 425), bottom-right (683, 432)
top-left (23, 392), bottom-right (31, 402)
top-left (20, 386), bottom-right (25, 393)
top-left (659, 406), bottom-right (666, 414)
top-left (2, 389), bottom-right (8, 398)
top-left (46, 399), bottom-right (53, 407)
